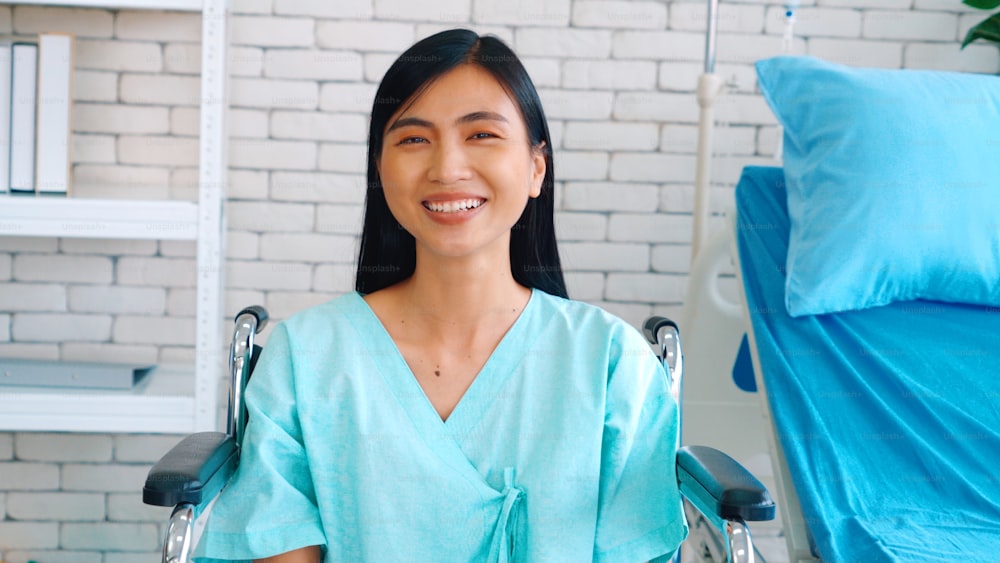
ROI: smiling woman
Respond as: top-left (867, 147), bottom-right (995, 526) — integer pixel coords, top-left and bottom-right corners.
top-left (192, 29), bottom-right (688, 563)
top-left (358, 29), bottom-right (564, 298)
top-left (377, 64), bottom-right (545, 263)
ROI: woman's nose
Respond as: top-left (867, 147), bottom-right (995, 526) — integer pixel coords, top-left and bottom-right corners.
top-left (427, 140), bottom-right (472, 185)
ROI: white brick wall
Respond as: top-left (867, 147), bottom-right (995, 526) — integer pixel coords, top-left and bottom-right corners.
top-left (807, 37), bottom-right (904, 67)
top-left (231, 77), bottom-right (319, 110)
top-left (562, 59), bottom-right (658, 90)
top-left (117, 135), bottom-right (200, 167)
top-left (0, 284), bottom-right (67, 312)
top-left (516, 28), bottom-right (613, 57)
top-left (263, 49), bottom-right (364, 81)
top-left (0, 522), bottom-right (60, 550)
top-left (0, 462), bottom-right (60, 490)
top-left (863, 10), bottom-right (959, 41)
top-left (114, 11), bottom-right (199, 41)
top-left (14, 6), bottom-right (113, 37)
top-left (563, 121), bottom-right (660, 150)
top-left (67, 286), bottom-right (167, 315)
top-left (13, 255), bottom-right (113, 284)
top-left (540, 88), bottom-right (615, 119)
top-left (231, 15), bottom-right (315, 47)
top-left (61, 523), bottom-right (159, 550)
top-left (0, 435), bottom-right (12, 458)
top-left (0, 254), bottom-right (12, 280)
top-left (2, 0), bottom-right (997, 560)
top-left (316, 20), bottom-right (416, 52)
top-left (563, 182), bottom-right (660, 212)
top-left (229, 138), bottom-right (318, 170)
top-left (375, 0), bottom-right (471, 23)
top-left (12, 314), bottom-right (113, 342)
top-left (476, 0), bottom-right (572, 26)
top-left (671, 2), bottom-right (766, 33)
top-left (613, 30), bottom-right (704, 60)
top-left (555, 212), bottom-right (608, 241)
top-left (270, 111), bottom-right (367, 142)
top-left (6, 493), bottom-right (105, 521)
top-left (573, 1), bottom-right (668, 29)
top-left (765, 6), bottom-right (862, 38)
top-left (73, 104), bottom-right (171, 135)
top-left (76, 40), bottom-right (162, 72)
top-left (270, 172), bottom-right (365, 204)
top-left (273, 0), bottom-right (373, 19)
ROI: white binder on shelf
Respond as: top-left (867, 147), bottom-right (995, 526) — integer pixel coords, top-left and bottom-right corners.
top-left (0, 40), bottom-right (12, 194)
top-left (9, 40), bottom-right (38, 194)
top-left (36, 32), bottom-right (74, 195)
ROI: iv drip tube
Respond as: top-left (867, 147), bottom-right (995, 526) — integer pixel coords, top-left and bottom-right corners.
top-left (773, 3), bottom-right (798, 161)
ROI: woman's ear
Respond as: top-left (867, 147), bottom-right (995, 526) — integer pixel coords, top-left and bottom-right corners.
top-left (529, 141), bottom-right (546, 199)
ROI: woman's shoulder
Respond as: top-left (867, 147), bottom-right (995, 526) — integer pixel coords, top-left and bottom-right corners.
top-left (274, 291), bottom-right (370, 339)
top-left (531, 289), bottom-right (647, 348)
top-left (533, 289), bottom-right (635, 331)
top-left (530, 291), bottom-right (662, 385)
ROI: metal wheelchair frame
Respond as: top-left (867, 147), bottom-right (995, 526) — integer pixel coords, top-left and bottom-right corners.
top-left (644, 317), bottom-right (769, 563)
top-left (146, 306), bottom-right (267, 563)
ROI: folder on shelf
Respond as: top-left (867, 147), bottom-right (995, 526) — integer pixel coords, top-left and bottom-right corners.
top-left (36, 32), bottom-right (74, 195)
top-left (0, 40), bottom-right (12, 194)
top-left (9, 40), bottom-right (37, 194)
top-left (2, 32), bottom-right (75, 196)
top-left (0, 358), bottom-right (155, 390)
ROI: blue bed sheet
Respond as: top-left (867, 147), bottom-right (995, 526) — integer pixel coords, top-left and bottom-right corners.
top-left (735, 166), bottom-right (1000, 562)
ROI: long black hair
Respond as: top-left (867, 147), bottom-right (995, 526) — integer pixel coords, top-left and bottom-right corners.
top-left (355, 28), bottom-right (567, 299)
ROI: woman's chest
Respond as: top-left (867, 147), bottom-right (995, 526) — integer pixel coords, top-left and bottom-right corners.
top-left (395, 340), bottom-right (494, 421)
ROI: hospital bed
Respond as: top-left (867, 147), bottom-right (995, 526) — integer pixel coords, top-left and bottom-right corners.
top-left (687, 56), bottom-right (1000, 561)
top-left (730, 165), bottom-right (1000, 561)
top-left (143, 306), bottom-right (776, 563)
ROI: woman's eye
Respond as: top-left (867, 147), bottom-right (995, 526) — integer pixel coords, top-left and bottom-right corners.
top-left (470, 132), bottom-right (496, 140)
top-left (398, 136), bottom-right (427, 145)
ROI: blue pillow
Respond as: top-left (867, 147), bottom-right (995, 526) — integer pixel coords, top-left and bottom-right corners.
top-left (755, 56), bottom-right (1000, 317)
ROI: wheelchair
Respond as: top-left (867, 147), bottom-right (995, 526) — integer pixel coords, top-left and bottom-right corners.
top-left (144, 307), bottom-right (775, 563)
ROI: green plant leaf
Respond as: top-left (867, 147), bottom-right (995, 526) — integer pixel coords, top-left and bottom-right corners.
top-left (961, 13), bottom-right (1000, 48)
top-left (964, 0), bottom-right (1000, 10)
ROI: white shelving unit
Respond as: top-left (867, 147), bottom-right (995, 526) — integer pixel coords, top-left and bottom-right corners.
top-left (8, 0), bottom-right (201, 8)
top-left (0, 198), bottom-right (199, 240)
top-left (0, 0), bottom-right (228, 434)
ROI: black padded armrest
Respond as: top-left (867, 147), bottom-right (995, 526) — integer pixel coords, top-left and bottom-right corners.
top-left (677, 445), bottom-right (776, 522)
top-left (143, 431), bottom-right (238, 507)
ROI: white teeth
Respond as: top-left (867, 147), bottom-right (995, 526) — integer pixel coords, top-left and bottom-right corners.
top-left (424, 198), bottom-right (485, 213)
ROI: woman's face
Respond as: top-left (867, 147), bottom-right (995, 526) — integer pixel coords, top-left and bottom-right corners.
top-left (378, 64), bottom-right (546, 265)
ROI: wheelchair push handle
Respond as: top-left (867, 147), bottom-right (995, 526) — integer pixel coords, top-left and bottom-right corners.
top-left (643, 316), bottom-right (683, 402)
top-left (643, 316), bottom-right (678, 345)
top-left (235, 305), bottom-right (269, 333)
top-left (229, 305), bottom-right (269, 446)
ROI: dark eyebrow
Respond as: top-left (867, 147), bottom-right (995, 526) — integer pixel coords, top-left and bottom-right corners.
top-left (386, 116), bottom-right (433, 134)
top-left (385, 111), bottom-right (509, 134)
top-left (456, 111), bottom-right (509, 125)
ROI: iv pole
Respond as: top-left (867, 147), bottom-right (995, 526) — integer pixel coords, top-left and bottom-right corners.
top-left (690, 1), bottom-right (796, 263)
top-left (691, 0), bottom-right (725, 263)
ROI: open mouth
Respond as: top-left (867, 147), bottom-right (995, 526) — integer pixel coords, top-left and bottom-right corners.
top-left (422, 198), bottom-right (486, 213)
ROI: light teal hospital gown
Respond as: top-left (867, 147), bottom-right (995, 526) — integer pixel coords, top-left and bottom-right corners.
top-left (195, 288), bottom-right (688, 562)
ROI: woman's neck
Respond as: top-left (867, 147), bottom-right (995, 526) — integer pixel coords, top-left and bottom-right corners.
top-left (398, 258), bottom-right (530, 333)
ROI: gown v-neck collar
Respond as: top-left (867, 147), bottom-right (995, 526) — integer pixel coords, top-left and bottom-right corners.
top-left (349, 288), bottom-right (539, 435)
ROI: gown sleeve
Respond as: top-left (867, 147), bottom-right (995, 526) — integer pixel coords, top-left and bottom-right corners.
top-left (194, 323), bottom-right (326, 563)
top-left (593, 323), bottom-right (689, 563)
